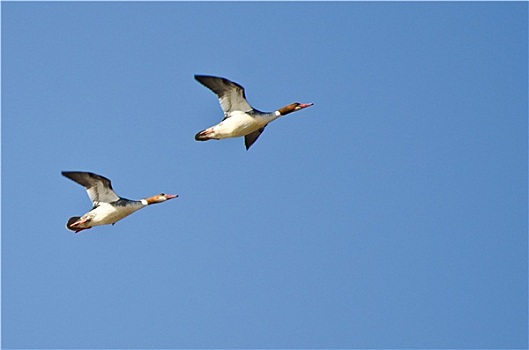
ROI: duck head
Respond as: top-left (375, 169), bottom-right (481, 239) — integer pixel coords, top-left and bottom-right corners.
top-left (277, 102), bottom-right (314, 116)
top-left (145, 193), bottom-right (178, 205)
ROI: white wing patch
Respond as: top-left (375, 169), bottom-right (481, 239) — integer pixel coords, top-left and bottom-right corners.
top-left (62, 171), bottom-right (120, 206)
top-left (195, 75), bottom-right (253, 116)
top-left (87, 182), bottom-right (120, 206)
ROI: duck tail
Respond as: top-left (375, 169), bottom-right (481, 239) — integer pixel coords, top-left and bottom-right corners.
top-left (195, 128), bottom-right (215, 141)
top-left (65, 216), bottom-right (91, 234)
top-left (66, 217), bottom-right (81, 231)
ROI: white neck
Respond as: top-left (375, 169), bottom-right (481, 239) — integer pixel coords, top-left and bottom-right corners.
top-left (141, 199), bottom-right (148, 206)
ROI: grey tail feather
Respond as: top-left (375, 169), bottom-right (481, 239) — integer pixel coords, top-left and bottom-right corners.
top-left (66, 216), bottom-right (81, 231)
top-left (195, 130), bottom-right (211, 141)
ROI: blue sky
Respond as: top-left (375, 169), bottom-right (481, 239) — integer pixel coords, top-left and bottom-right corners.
top-left (1, 2), bottom-right (527, 349)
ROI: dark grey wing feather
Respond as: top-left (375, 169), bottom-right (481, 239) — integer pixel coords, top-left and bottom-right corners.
top-left (62, 171), bottom-right (120, 205)
top-left (244, 126), bottom-right (267, 150)
top-left (195, 75), bottom-right (253, 116)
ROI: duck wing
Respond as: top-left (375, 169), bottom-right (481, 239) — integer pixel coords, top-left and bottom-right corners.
top-left (62, 171), bottom-right (120, 206)
top-left (195, 75), bottom-right (253, 117)
top-left (244, 126), bottom-right (267, 150)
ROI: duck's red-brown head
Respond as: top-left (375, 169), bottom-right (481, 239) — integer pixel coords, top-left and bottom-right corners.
top-left (277, 102), bottom-right (314, 116)
top-left (145, 193), bottom-right (178, 205)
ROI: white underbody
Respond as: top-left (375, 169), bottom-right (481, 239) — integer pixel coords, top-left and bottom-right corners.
top-left (80, 202), bottom-right (144, 227)
top-left (207, 111), bottom-right (279, 139)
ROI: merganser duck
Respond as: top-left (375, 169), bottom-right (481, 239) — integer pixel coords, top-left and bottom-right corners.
top-left (62, 171), bottom-right (178, 233)
top-left (194, 75), bottom-right (313, 150)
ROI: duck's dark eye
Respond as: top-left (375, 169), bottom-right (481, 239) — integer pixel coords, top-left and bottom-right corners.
top-left (160, 193), bottom-right (165, 196)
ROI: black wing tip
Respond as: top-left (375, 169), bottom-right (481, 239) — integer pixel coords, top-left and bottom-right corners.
top-left (194, 74), bottom-right (240, 88)
top-left (62, 170), bottom-right (91, 175)
top-left (61, 171), bottom-right (95, 179)
top-left (62, 171), bottom-right (80, 179)
top-left (194, 75), bottom-right (219, 90)
top-left (61, 171), bottom-right (112, 189)
top-left (195, 74), bottom-right (218, 82)
top-left (244, 136), bottom-right (255, 150)
top-left (62, 171), bottom-right (92, 188)
top-left (195, 74), bottom-right (219, 79)
top-left (244, 127), bottom-right (266, 150)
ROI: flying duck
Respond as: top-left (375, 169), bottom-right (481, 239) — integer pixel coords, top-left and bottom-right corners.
top-left (194, 75), bottom-right (313, 150)
top-left (62, 171), bottom-right (177, 233)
